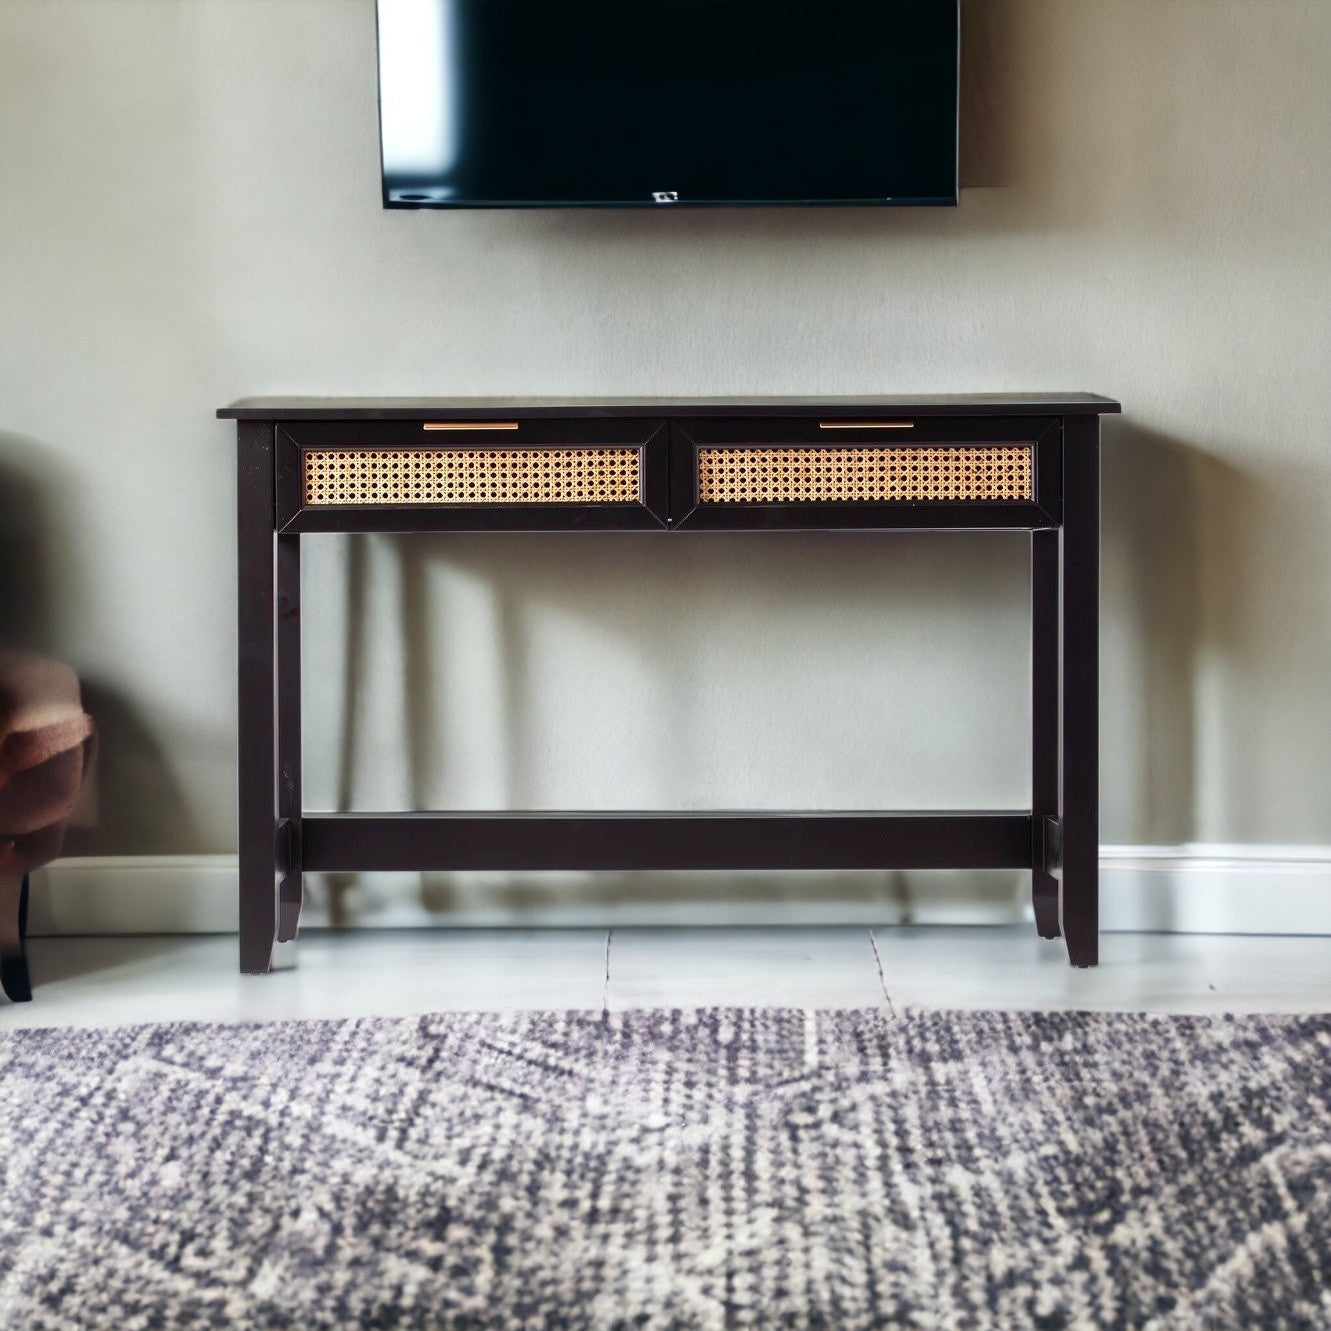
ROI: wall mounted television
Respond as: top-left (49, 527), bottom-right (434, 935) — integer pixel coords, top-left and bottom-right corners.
top-left (377, 0), bottom-right (959, 209)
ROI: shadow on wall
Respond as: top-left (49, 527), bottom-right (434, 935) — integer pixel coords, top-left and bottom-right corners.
top-left (958, 0), bottom-right (1017, 191)
top-left (60, 681), bottom-right (203, 856)
top-left (0, 436), bottom-right (59, 648)
top-left (391, 529), bottom-right (1030, 801)
top-left (303, 866), bottom-right (1026, 932)
top-left (1101, 420), bottom-right (1202, 848)
top-left (313, 527), bottom-right (1036, 927)
top-left (0, 432), bottom-right (199, 856)
top-left (406, 530), bottom-right (1029, 927)
top-left (1100, 418), bottom-right (1275, 852)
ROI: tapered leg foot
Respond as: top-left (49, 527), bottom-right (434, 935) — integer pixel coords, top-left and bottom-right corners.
top-left (240, 939), bottom-right (274, 975)
top-left (1032, 869), bottom-right (1061, 940)
top-left (1, 874), bottom-right (32, 1003)
top-left (239, 888), bottom-right (276, 975)
top-left (1064, 927), bottom-right (1098, 969)
top-left (1063, 889), bottom-right (1099, 967)
top-left (277, 874), bottom-right (302, 943)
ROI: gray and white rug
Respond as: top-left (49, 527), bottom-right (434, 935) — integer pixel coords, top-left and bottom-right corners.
top-left (2, 1008), bottom-right (1329, 1329)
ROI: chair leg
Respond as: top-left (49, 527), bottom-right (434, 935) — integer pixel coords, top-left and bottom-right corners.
top-left (1, 873), bottom-right (32, 1003)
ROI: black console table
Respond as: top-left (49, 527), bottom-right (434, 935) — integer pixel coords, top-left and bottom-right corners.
top-left (221, 394), bottom-right (1119, 972)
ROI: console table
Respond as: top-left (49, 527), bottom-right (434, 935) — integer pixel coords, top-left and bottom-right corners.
top-left (221, 394), bottom-right (1119, 972)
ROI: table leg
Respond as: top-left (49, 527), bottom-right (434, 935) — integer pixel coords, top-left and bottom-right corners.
top-left (237, 422), bottom-right (278, 974)
top-left (1060, 418), bottom-right (1100, 967)
top-left (276, 532), bottom-right (303, 941)
top-left (1031, 528), bottom-right (1060, 941)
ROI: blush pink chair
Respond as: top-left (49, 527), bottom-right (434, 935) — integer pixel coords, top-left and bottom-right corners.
top-left (0, 651), bottom-right (95, 1002)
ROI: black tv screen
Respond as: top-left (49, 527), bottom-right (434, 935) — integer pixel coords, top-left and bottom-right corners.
top-left (377, 0), bottom-right (959, 208)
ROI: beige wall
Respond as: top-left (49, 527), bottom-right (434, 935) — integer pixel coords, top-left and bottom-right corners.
top-left (1, 0), bottom-right (1328, 872)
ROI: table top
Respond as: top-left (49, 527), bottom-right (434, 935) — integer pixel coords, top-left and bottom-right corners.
top-left (219, 393), bottom-right (1121, 421)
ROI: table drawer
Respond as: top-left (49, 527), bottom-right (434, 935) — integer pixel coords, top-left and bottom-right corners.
top-left (277, 419), bottom-right (668, 531)
top-left (671, 417), bottom-right (1059, 529)
top-left (302, 446), bottom-right (642, 507)
top-left (696, 444), bottom-right (1034, 504)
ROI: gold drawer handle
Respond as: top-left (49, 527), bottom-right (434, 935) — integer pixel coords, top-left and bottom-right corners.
top-left (422, 421), bottom-right (519, 431)
top-left (818, 420), bottom-right (914, 430)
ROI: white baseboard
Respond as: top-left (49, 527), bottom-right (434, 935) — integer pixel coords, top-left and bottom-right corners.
top-left (24, 846), bottom-right (1331, 936)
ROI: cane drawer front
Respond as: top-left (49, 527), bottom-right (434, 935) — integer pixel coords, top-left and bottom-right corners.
top-left (279, 419), bottom-right (668, 531)
top-left (303, 445), bottom-right (641, 507)
top-left (697, 444), bottom-right (1033, 504)
top-left (672, 417), bottom-right (1057, 529)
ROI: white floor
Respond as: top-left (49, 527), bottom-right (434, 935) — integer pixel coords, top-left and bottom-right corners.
top-left (3, 927), bottom-right (1329, 1030)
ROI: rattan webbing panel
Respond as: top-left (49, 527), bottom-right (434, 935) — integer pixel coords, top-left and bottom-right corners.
top-left (697, 446), bottom-right (1033, 504)
top-left (304, 448), bottom-right (642, 507)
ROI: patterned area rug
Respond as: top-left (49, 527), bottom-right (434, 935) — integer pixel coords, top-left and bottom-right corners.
top-left (2, 1008), bottom-right (1329, 1330)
